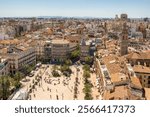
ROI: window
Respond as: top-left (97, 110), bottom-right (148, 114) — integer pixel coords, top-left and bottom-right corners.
top-left (143, 84), bottom-right (145, 87)
top-left (140, 75), bottom-right (142, 79)
top-left (110, 89), bottom-right (114, 93)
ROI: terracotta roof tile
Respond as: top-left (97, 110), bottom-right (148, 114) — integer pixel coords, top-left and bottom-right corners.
top-left (133, 65), bottom-right (150, 73)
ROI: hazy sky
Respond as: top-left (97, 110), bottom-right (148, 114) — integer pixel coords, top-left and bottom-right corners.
top-left (0, 0), bottom-right (149, 18)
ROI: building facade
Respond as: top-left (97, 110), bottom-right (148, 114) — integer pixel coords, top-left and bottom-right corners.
top-left (120, 14), bottom-right (128, 21)
top-left (133, 65), bottom-right (150, 88)
top-left (127, 51), bottom-right (150, 67)
top-left (51, 39), bottom-right (70, 62)
top-left (80, 39), bottom-right (90, 62)
top-left (1, 46), bottom-right (36, 74)
top-left (0, 57), bottom-right (9, 76)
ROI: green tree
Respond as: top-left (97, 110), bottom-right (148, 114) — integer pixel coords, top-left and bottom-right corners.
top-left (13, 72), bottom-right (22, 89)
top-left (52, 65), bottom-right (58, 71)
top-left (70, 50), bottom-right (80, 59)
top-left (0, 76), bottom-right (11, 100)
top-left (83, 71), bottom-right (90, 79)
top-left (14, 72), bottom-right (23, 82)
top-left (83, 82), bottom-right (93, 100)
top-left (22, 65), bottom-right (33, 75)
top-left (70, 44), bottom-right (80, 60)
top-left (82, 63), bottom-right (93, 100)
top-left (95, 52), bottom-right (99, 58)
top-left (60, 65), bottom-right (69, 72)
top-left (65, 59), bottom-right (72, 66)
top-left (83, 83), bottom-right (92, 94)
top-left (60, 65), bottom-right (72, 76)
top-left (85, 56), bottom-right (92, 65)
top-left (14, 81), bottom-right (21, 89)
top-left (52, 70), bottom-right (60, 77)
top-left (84, 93), bottom-right (93, 100)
top-left (83, 64), bottom-right (90, 71)
top-left (26, 65), bottom-right (32, 74)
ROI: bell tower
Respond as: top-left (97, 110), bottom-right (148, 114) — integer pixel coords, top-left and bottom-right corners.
top-left (120, 22), bottom-right (128, 56)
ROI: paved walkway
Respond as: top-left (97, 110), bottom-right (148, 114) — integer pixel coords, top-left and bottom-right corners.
top-left (19, 64), bottom-right (100, 100)
top-left (28, 65), bottom-right (85, 100)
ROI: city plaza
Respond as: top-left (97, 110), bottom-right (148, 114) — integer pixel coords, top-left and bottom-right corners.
top-left (19, 64), bottom-right (99, 100)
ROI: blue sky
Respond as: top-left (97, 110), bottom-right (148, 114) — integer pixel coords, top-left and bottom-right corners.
top-left (0, 0), bottom-right (149, 18)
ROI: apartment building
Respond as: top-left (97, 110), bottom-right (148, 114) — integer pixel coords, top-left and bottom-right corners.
top-left (80, 39), bottom-right (90, 62)
top-left (127, 51), bottom-right (150, 67)
top-left (65, 34), bottom-right (81, 43)
top-left (133, 65), bottom-right (150, 88)
top-left (43, 41), bottom-right (51, 60)
top-left (35, 40), bottom-right (46, 60)
top-left (51, 39), bottom-right (70, 62)
top-left (96, 54), bottom-right (144, 100)
top-left (1, 46), bottom-right (36, 74)
top-left (0, 57), bottom-right (9, 76)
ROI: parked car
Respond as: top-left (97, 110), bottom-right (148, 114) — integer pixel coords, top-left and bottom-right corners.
top-left (35, 68), bottom-right (38, 71)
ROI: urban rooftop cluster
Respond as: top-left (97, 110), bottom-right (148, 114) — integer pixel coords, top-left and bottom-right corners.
top-left (0, 14), bottom-right (150, 100)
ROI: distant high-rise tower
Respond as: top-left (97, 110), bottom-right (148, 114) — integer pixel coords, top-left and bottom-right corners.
top-left (120, 22), bottom-right (128, 56)
top-left (120, 14), bottom-right (128, 21)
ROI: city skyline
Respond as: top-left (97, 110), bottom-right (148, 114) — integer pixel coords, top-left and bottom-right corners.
top-left (0, 0), bottom-right (150, 18)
